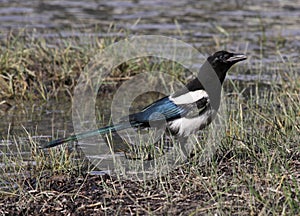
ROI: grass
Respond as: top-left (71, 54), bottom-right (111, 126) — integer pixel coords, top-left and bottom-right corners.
top-left (0, 30), bottom-right (122, 101)
top-left (0, 32), bottom-right (299, 215)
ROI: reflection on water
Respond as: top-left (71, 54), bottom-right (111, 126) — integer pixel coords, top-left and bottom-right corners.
top-left (0, 99), bottom-right (72, 164)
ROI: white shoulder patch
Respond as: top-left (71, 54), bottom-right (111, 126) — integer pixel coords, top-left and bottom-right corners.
top-left (170, 90), bottom-right (208, 105)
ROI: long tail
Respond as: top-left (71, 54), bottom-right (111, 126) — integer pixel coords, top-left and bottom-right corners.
top-left (41, 122), bottom-right (138, 149)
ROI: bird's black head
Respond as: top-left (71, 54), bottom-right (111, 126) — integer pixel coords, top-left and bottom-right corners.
top-left (207, 50), bottom-right (247, 83)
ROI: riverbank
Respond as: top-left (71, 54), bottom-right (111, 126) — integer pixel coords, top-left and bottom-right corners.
top-left (0, 33), bottom-right (299, 215)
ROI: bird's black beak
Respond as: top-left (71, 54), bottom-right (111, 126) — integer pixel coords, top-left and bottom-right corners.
top-left (226, 53), bottom-right (247, 63)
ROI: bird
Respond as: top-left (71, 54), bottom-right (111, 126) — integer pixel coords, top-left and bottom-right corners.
top-left (42, 50), bottom-right (247, 149)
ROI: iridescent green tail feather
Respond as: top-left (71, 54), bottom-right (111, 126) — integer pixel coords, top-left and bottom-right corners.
top-left (41, 122), bottom-right (137, 149)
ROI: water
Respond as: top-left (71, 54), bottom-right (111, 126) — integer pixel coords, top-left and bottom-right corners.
top-left (0, 0), bottom-right (299, 176)
top-left (1, 0), bottom-right (300, 54)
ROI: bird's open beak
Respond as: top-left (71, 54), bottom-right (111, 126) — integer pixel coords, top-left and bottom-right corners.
top-left (226, 53), bottom-right (247, 63)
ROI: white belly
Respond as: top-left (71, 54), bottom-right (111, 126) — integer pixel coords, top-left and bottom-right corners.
top-left (168, 110), bottom-right (213, 137)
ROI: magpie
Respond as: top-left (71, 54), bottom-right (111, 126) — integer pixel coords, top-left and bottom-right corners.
top-left (42, 51), bottom-right (247, 149)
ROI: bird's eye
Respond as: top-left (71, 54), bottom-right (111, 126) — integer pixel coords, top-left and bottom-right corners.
top-left (221, 53), bottom-right (233, 62)
top-left (223, 54), bottom-right (230, 60)
top-left (216, 55), bottom-right (226, 62)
